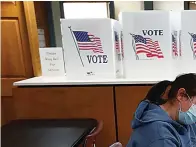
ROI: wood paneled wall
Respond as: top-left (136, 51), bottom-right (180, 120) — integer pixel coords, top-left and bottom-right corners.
top-left (1, 1), bottom-right (34, 125)
top-left (115, 86), bottom-right (151, 146)
top-left (11, 85), bottom-right (152, 146)
top-left (13, 86), bottom-right (117, 147)
top-left (1, 1), bottom-right (50, 125)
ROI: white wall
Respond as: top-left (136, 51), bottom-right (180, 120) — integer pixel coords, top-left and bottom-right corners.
top-left (153, 1), bottom-right (184, 10)
top-left (51, 1), bottom-right (62, 47)
top-left (114, 1), bottom-right (144, 19)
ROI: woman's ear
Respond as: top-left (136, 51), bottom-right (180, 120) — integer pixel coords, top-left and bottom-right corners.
top-left (176, 88), bottom-right (186, 102)
top-left (162, 85), bottom-right (171, 99)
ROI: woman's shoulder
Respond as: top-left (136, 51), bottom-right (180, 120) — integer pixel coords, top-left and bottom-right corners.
top-left (146, 121), bottom-right (181, 139)
top-left (128, 121), bottom-right (181, 147)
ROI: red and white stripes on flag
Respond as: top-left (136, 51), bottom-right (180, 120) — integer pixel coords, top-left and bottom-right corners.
top-left (115, 41), bottom-right (120, 53)
top-left (146, 39), bottom-right (164, 58)
top-left (88, 33), bottom-right (103, 53)
top-left (154, 41), bottom-right (164, 58)
top-left (172, 34), bottom-right (178, 57)
top-left (114, 31), bottom-right (120, 53)
top-left (121, 35), bottom-right (124, 58)
top-left (190, 33), bottom-right (196, 58)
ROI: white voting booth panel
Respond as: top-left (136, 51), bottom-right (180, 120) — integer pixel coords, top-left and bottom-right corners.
top-left (178, 11), bottom-right (196, 75)
top-left (113, 21), bottom-right (124, 78)
top-left (119, 11), bottom-right (176, 81)
top-left (61, 18), bottom-right (123, 80)
top-left (170, 11), bottom-right (181, 59)
top-left (169, 11), bottom-right (182, 78)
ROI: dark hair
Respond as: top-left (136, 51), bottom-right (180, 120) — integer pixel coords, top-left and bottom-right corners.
top-left (145, 73), bottom-right (196, 105)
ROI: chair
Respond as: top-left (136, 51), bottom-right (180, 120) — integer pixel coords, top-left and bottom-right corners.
top-left (83, 121), bottom-right (103, 147)
top-left (109, 142), bottom-right (123, 147)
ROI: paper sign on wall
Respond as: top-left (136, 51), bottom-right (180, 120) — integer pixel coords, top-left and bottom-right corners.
top-left (39, 47), bottom-right (66, 76)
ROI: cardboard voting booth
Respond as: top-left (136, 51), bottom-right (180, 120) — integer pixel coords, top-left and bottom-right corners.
top-left (60, 18), bottom-right (123, 80)
top-left (178, 11), bottom-right (196, 75)
top-left (119, 11), bottom-right (175, 81)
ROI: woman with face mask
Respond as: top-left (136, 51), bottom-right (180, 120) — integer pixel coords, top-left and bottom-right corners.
top-left (127, 73), bottom-right (196, 147)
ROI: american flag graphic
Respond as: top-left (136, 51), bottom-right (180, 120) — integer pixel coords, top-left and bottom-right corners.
top-left (121, 32), bottom-right (124, 58)
top-left (114, 31), bottom-right (120, 53)
top-left (73, 31), bottom-right (103, 53)
top-left (132, 34), bottom-right (164, 58)
top-left (172, 34), bottom-right (178, 57)
top-left (179, 31), bottom-right (182, 57)
top-left (189, 33), bottom-right (196, 58)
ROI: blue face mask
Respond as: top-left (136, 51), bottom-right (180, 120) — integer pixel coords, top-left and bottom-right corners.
top-left (178, 96), bottom-right (196, 125)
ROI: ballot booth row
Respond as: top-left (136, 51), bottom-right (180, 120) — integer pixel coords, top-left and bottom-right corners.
top-left (39, 11), bottom-right (196, 81)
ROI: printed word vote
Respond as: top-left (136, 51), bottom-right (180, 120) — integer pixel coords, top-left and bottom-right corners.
top-left (87, 55), bottom-right (108, 64)
top-left (142, 30), bottom-right (163, 36)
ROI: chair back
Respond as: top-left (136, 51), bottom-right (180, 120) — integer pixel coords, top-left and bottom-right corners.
top-left (83, 121), bottom-right (103, 147)
top-left (109, 142), bottom-right (123, 147)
